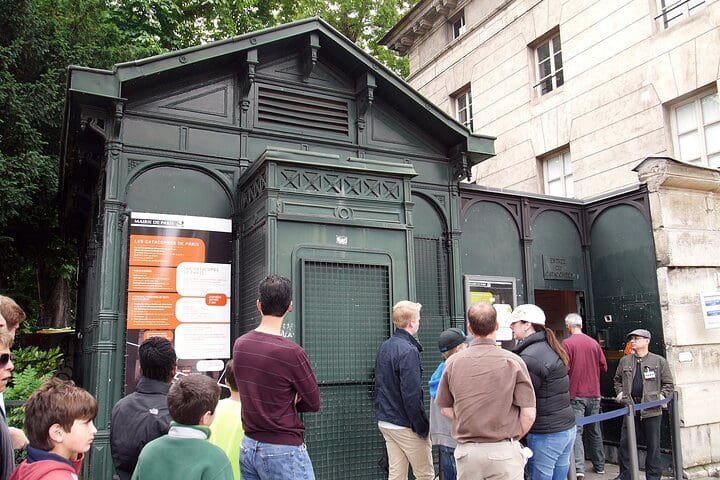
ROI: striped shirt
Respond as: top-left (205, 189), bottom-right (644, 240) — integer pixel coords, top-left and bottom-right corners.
top-left (232, 331), bottom-right (320, 446)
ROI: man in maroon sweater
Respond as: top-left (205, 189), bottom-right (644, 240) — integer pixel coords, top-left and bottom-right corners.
top-left (562, 313), bottom-right (608, 478)
top-left (232, 275), bottom-right (321, 480)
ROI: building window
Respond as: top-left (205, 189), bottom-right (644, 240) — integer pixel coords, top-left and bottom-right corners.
top-left (658, 0), bottom-right (705, 28)
top-left (454, 88), bottom-right (473, 131)
top-left (534, 33), bottom-right (564, 95)
top-left (543, 150), bottom-right (573, 197)
top-left (451, 12), bottom-right (466, 40)
top-left (671, 90), bottom-right (720, 168)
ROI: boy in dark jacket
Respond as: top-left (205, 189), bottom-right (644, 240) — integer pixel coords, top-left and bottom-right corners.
top-left (131, 374), bottom-right (232, 480)
top-left (11, 379), bottom-right (97, 480)
top-left (111, 337), bottom-right (176, 480)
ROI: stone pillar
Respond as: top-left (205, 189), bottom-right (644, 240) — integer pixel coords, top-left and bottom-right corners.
top-left (634, 157), bottom-right (720, 478)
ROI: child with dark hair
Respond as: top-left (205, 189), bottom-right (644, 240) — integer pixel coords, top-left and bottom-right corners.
top-left (210, 360), bottom-right (243, 480)
top-left (111, 336), bottom-right (177, 480)
top-left (11, 378), bottom-right (98, 480)
top-left (131, 374), bottom-right (232, 480)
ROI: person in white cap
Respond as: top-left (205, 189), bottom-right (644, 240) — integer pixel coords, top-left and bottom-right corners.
top-left (510, 304), bottom-right (576, 480)
top-left (612, 329), bottom-right (674, 480)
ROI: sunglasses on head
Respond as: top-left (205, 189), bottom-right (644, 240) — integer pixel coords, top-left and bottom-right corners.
top-left (0, 353), bottom-right (11, 368)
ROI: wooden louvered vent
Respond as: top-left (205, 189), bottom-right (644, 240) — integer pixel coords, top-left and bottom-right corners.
top-left (257, 86), bottom-right (349, 136)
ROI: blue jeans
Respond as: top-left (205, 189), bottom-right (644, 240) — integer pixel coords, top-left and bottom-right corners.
top-left (571, 397), bottom-right (605, 474)
top-left (240, 435), bottom-right (316, 480)
top-left (526, 427), bottom-right (576, 480)
top-left (438, 445), bottom-right (456, 480)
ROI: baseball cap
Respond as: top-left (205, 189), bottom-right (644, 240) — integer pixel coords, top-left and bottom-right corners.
top-left (511, 304), bottom-right (546, 326)
top-left (438, 328), bottom-right (470, 353)
top-left (627, 328), bottom-right (651, 340)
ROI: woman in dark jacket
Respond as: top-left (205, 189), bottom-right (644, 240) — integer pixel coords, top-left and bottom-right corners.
top-left (511, 304), bottom-right (576, 480)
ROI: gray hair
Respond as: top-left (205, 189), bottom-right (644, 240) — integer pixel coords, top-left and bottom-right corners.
top-left (565, 313), bottom-right (583, 328)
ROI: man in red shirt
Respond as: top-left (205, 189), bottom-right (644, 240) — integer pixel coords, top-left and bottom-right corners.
top-left (232, 276), bottom-right (321, 480)
top-left (562, 313), bottom-right (607, 478)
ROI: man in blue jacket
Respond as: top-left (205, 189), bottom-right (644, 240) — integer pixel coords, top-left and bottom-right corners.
top-left (374, 300), bottom-right (434, 480)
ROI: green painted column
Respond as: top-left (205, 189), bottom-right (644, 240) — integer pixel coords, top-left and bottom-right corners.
top-left (520, 198), bottom-right (535, 303)
top-left (404, 177), bottom-right (416, 301)
top-left (86, 115), bottom-right (127, 479)
top-left (448, 184), bottom-right (465, 329)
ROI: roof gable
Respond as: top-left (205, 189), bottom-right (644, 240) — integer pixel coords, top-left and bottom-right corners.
top-left (65, 17), bottom-right (494, 182)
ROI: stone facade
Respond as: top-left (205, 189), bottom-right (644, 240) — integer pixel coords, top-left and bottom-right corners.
top-left (383, 0), bottom-right (720, 473)
top-left (383, 0), bottom-right (720, 198)
top-left (636, 158), bottom-right (720, 475)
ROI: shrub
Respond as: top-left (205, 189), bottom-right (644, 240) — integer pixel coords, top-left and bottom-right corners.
top-left (5, 346), bottom-right (64, 428)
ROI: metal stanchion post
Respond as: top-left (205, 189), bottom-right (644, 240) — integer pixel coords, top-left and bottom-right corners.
top-left (626, 405), bottom-right (640, 480)
top-left (672, 391), bottom-right (684, 480)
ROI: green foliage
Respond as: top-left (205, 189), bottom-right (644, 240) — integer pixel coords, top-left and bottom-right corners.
top-left (4, 346), bottom-right (64, 428)
top-left (281, 0), bottom-right (417, 77)
top-left (0, 0), bottom-right (416, 325)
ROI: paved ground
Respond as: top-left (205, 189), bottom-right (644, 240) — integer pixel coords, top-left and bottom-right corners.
top-left (574, 461), bottom-right (717, 480)
top-left (576, 460), bottom-right (620, 480)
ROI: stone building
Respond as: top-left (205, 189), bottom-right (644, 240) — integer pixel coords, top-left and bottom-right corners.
top-left (383, 0), bottom-right (720, 475)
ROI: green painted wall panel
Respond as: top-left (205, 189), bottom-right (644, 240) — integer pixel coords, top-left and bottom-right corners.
top-left (590, 205), bottom-right (662, 351)
top-left (126, 166), bottom-right (232, 217)
top-left (460, 201), bottom-right (525, 303)
top-left (531, 211), bottom-right (585, 292)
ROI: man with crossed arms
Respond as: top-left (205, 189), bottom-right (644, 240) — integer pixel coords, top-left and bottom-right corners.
top-left (436, 302), bottom-right (536, 480)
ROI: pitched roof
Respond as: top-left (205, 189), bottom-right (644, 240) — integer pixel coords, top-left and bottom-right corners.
top-left (66, 17), bottom-right (493, 157)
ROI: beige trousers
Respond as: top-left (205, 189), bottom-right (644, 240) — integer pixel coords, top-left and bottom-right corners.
top-left (455, 440), bottom-right (526, 480)
top-left (379, 426), bottom-right (435, 480)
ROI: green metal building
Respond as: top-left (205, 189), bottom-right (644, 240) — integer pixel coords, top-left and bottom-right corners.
top-left (61, 18), bottom-right (664, 479)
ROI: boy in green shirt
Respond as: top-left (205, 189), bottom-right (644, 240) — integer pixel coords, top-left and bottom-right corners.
top-left (132, 374), bottom-right (232, 480)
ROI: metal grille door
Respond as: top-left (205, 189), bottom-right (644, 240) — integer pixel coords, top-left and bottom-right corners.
top-left (301, 260), bottom-right (391, 480)
top-left (414, 237), bottom-right (451, 388)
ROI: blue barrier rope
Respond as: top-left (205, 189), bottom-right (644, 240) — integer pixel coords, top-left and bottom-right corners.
top-left (576, 407), bottom-right (626, 426)
top-left (575, 397), bottom-right (673, 427)
top-left (632, 396), bottom-right (672, 411)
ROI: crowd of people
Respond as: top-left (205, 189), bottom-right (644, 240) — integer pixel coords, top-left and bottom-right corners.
top-left (373, 300), bottom-right (674, 480)
top-left (0, 277), bottom-right (675, 480)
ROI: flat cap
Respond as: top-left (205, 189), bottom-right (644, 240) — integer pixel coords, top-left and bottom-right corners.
top-left (626, 328), bottom-right (651, 339)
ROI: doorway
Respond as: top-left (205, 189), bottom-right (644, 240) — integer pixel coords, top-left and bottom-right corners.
top-left (533, 289), bottom-right (584, 341)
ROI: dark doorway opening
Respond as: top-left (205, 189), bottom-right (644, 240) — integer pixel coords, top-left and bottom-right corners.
top-left (533, 289), bottom-right (584, 341)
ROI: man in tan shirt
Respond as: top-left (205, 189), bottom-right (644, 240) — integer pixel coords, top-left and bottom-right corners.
top-left (436, 302), bottom-right (536, 480)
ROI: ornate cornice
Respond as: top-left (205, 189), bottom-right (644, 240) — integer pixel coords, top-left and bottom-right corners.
top-left (634, 156), bottom-right (720, 193)
top-left (380, 0), bottom-right (458, 54)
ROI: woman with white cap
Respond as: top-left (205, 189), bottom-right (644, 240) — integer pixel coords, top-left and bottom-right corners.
top-left (510, 304), bottom-right (576, 480)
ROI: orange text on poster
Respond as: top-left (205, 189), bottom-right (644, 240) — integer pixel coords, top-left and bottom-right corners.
top-left (128, 266), bottom-right (177, 292)
top-left (127, 293), bottom-right (181, 330)
top-left (205, 294), bottom-right (227, 306)
top-left (142, 330), bottom-right (174, 342)
top-left (129, 235), bottom-right (206, 267)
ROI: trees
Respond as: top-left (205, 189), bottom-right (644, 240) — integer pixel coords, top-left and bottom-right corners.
top-left (0, 0), bottom-right (165, 327)
top-left (0, 0), bottom-right (415, 329)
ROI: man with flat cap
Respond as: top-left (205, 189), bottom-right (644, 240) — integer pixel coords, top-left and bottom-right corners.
top-left (612, 329), bottom-right (674, 480)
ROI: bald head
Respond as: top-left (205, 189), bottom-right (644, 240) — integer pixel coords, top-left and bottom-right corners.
top-left (467, 302), bottom-right (498, 337)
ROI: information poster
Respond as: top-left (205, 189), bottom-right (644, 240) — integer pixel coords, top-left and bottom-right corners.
top-left (700, 292), bottom-right (720, 330)
top-left (125, 212), bottom-right (232, 393)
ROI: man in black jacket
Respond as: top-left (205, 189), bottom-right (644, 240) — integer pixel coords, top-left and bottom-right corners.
top-left (111, 336), bottom-right (176, 480)
top-left (374, 300), bottom-right (434, 480)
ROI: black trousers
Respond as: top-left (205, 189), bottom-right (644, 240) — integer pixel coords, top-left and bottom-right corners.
top-left (618, 414), bottom-right (662, 480)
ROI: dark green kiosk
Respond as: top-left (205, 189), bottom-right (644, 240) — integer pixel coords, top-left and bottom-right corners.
top-left (61, 18), bottom-right (665, 480)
